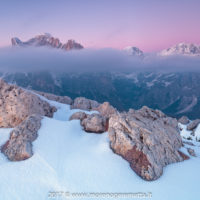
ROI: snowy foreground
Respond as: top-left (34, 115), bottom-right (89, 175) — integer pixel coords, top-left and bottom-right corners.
top-left (0, 98), bottom-right (199, 200)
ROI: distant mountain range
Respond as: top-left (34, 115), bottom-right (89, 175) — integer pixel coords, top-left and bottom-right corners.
top-left (160, 43), bottom-right (200, 56)
top-left (2, 71), bottom-right (200, 119)
top-left (11, 33), bottom-right (200, 57)
top-left (11, 33), bottom-right (84, 51)
top-left (124, 43), bottom-right (200, 57)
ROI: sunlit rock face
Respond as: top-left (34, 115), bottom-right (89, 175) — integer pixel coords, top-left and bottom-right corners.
top-left (11, 33), bottom-right (83, 51)
top-left (108, 106), bottom-right (186, 181)
top-left (0, 79), bottom-right (56, 128)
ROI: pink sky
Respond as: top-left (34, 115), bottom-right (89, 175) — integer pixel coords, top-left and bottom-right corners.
top-left (0, 0), bottom-right (200, 52)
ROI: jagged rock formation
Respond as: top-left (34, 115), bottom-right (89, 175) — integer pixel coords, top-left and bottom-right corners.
top-left (0, 79), bottom-right (56, 128)
top-left (71, 97), bottom-right (100, 111)
top-left (35, 91), bottom-right (73, 105)
top-left (108, 106), bottom-right (186, 181)
top-left (1, 115), bottom-right (42, 161)
top-left (11, 33), bottom-right (83, 51)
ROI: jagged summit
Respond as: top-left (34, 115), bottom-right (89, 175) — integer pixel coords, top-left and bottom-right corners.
top-left (160, 42), bottom-right (200, 56)
top-left (11, 33), bottom-right (84, 51)
top-left (123, 46), bottom-right (144, 57)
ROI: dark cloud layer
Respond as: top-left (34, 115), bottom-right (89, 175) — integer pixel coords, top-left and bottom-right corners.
top-left (0, 47), bottom-right (200, 73)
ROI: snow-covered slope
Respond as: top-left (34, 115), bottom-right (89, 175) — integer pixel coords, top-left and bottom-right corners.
top-left (160, 43), bottom-right (200, 56)
top-left (123, 46), bottom-right (144, 57)
top-left (0, 97), bottom-right (200, 200)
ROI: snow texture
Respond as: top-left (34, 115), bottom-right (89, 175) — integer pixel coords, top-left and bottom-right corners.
top-left (0, 97), bottom-right (199, 200)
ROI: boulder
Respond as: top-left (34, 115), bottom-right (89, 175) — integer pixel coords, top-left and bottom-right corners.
top-left (36, 91), bottom-right (73, 105)
top-left (178, 116), bottom-right (190, 125)
top-left (71, 97), bottom-right (99, 111)
top-left (0, 79), bottom-right (56, 128)
top-left (187, 119), bottom-right (200, 131)
top-left (108, 106), bottom-right (185, 181)
top-left (69, 111), bottom-right (87, 121)
top-left (95, 102), bottom-right (117, 118)
top-left (81, 113), bottom-right (107, 133)
top-left (1, 115), bottom-right (42, 161)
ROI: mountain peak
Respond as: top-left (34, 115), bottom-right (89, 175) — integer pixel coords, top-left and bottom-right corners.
top-left (123, 46), bottom-right (144, 57)
top-left (160, 42), bottom-right (200, 56)
top-left (11, 34), bottom-right (84, 51)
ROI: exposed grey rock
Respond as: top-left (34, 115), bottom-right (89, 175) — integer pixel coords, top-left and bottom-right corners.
top-left (0, 79), bottom-right (56, 128)
top-left (69, 112), bottom-right (87, 121)
top-left (81, 113), bottom-right (107, 133)
top-left (187, 148), bottom-right (196, 157)
top-left (71, 97), bottom-right (99, 111)
top-left (35, 91), bottom-right (73, 105)
top-left (1, 115), bottom-right (42, 161)
top-left (108, 106), bottom-right (187, 181)
top-left (187, 119), bottom-right (200, 131)
top-left (178, 116), bottom-right (190, 124)
top-left (95, 102), bottom-right (117, 118)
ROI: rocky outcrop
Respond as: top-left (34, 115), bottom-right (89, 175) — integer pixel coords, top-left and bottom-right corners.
top-left (71, 97), bottom-right (100, 111)
top-left (35, 91), bottom-right (73, 105)
top-left (1, 115), bottom-right (42, 161)
top-left (95, 102), bottom-right (117, 118)
top-left (187, 119), bottom-right (200, 131)
top-left (11, 33), bottom-right (83, 51)
top-left (108, 106), bottom-right (185, 181)
top-left (178, 116), bottom-right (190, 124)
top-left (0, 79), bottom-right (56, 128)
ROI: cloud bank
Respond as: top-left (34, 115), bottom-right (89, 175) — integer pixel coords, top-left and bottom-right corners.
top-left (0, 47), bottom-right (200, 73)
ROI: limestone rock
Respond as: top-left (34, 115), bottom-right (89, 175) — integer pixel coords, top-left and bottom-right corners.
top-left (1, 115), bottom-right (42, 161)
top-left (187, 119), bottom-right (200, 131)
top-left (69, 112), bottom-right (87, 121)
top-left (81, 113), bottom-right (107, 133)
top-left (95, 102), bottom-right (117, 118)
top-left (70, 111), bottom-right (107, 133)
top-left (0, 79), bottom-right (56, 128)
top-left (71, 97), bottom-right (99, 111)
top-left (178, 116), bottom-right (190, 125)
top-left (36, 91), bottom-right (73, 105)
top-left (108, 106), bottom-right (185, 181)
